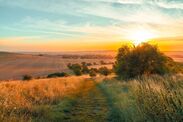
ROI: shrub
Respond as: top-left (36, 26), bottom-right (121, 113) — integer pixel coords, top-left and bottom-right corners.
top-left (90, 68), bottom-right (98, 73)
top-left (47, 72), bottom-right (69, 78)
top-left (38, 54), bottom-right (44, 56)
top-left (81, 65), bottom-right (90, 74)
top-left (114, 43), bottom-right (172, 79)
top-left (22, 75), bottom-right (32, 81)
top-left (73, 69), bottom-right (82, 76)
top-left (86, 63), bottom-right (92, 66)
top-left (67, 63), bottom-right (83, 76)
top-left (67, 63), bottom-right (72, 69)
top-left (67, 63), bottom-right (91, 75)
top-left (98, 67), bottom-right (111, 76)
top-left (166, 60), bottom-right (183, 73)
top-left (93, 62), bottom-right (97, 65)
top-left (69, 64), bottom-right (81, 70)
top-left (100, 60), bottom-right (106, 65)
top-left (81, 62), bottom-right (86, 66)
top-left (89, 69), bottom-right (97, 77)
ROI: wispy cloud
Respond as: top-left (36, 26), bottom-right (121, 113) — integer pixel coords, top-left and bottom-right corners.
top-left (0, 0), bottom-right (183, 51)
top-left (151, 0), bottom-right (183, 10)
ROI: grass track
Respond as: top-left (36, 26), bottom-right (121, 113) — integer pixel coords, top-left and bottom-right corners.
top-left (62, 79), bottom-right (110, 122)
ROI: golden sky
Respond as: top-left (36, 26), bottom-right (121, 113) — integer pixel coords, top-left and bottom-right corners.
top-left (0, 0), bottom-right (183, 52)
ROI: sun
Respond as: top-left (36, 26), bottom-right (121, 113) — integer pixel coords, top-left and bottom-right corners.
top-left (128, 29), bottom-right (155, 46)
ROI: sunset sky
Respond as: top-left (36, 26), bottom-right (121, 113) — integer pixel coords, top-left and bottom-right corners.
top-left (0, 0), bottom-right (183, 52)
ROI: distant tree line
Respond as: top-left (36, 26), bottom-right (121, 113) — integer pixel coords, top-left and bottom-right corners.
top-left (62, 54), bottom-right (114, 59)
top-left (67, 62), bottom-right (112, 77)
top-left (22, 61), bottom-right (113, 81)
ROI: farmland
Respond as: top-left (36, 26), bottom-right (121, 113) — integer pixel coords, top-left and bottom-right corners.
top-left (0, 51), bottom-right (182, 81)
top-left (0, 52), bottom-right (114, 80)
top-left (1, 0), bottom-right (183, 121)
top-left (0, 50), bottom-right (183, 122)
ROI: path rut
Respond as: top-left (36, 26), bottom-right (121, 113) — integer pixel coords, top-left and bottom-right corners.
top-left (63, 79), bottom-right (109, 122)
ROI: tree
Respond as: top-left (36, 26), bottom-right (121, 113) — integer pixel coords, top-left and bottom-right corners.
top-left (89, 69), bottom-right (97, 77)
top-left (93, 62), bottom-right (97, 65)
top-left (67, 63), bottom-right (72, 69)
top-left (47, 72), bottom-right (69, 78)
top-left (73, 69), bottom-right (82, 76)
top-left (114, 43), bottom-right (171, 79)
top-left (90, 68), bottom-right (98, 73)
top-left (98, 67), bottom-right (111, 76)
top-left (70, 64), bottom-right (81, 70)
top-left (81, 65), bottom-right (90, 74)
top-left (100, 60), bottom-right (106, 65)
top-left (67, 63), bottom-right (83, 76)
top-left (22, 75), bottom-right (32, 81)
top-left (81, 62), bottom-right (86, 66)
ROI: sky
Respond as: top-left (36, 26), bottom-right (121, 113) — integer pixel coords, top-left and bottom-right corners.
top-left (0, 0), bottom-right (183, 52)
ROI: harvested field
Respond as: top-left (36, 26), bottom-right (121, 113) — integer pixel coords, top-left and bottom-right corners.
top-left (0, 52), bottom-right (114, 80)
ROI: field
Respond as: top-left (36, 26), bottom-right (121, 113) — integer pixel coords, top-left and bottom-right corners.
top-left (0, 75), bottom-right (111, 121)
top-left (0, 51), bottom-right (183, 122)
top-left (0, 51), bottom-right (182, 81)
top-left (1, 0), bottom-right (183, 121)
top-left (0, 74), bottom-right (182, 122)
top-left (0, 52), bottom-right (114, 80)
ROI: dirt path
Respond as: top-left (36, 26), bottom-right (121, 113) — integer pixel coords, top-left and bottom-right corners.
top-left (63, 79), bottom-right (110, 122)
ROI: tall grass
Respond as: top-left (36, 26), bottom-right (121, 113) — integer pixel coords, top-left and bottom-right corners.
top-left (0, 74), bottom-right (182, 121)
top-left (135, 75), bottom-right (183, 122)
top-left (99, 74), bottom-right (183, 122)
top-left (0, 76), bottom-right (88, 121)
top-left (98, 78), bottom-right (141, 122)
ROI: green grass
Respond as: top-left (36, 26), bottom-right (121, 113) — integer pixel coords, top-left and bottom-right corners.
top-left (98, 75), bottom-right (183, 122)
top-left (98, 78), bottom-right (141, 122)
top-left (31, 97), bottom-right (76, 122)
top-left (0, 75), bottom-right (182, 121)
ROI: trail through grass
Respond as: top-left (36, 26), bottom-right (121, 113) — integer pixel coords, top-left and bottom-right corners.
top-left (1, 75), bottom-right (182, 121)
top-left (62, 78), bottom-right (110, 122)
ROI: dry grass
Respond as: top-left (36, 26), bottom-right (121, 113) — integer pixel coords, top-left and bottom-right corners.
top-left (0, 76), bottom-right (91, 121)
top-left (0, 73), bottom-right (182, 121)
top-left (135, 75), bottom-right (183, 122)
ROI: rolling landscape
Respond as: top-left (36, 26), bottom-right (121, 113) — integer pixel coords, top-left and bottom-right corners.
top-left (0, 0), bottom-right (183, 122)
top-left (0, 51), bottom-right (182, 81)
top-left (0, 51), bottom-right (114, 80)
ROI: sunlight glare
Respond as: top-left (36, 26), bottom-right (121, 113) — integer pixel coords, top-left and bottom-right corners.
top-left (129, 30), bottom-right (155, 46)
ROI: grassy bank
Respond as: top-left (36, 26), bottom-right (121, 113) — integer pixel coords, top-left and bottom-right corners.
top-left (98, 75), bottom-right (183, 122)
